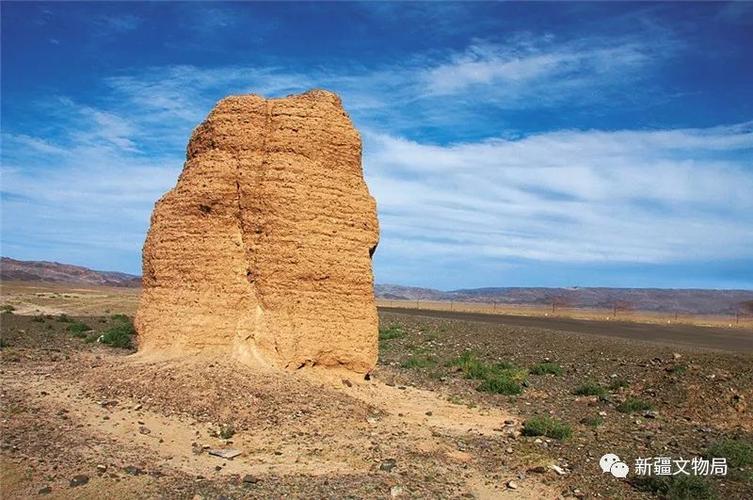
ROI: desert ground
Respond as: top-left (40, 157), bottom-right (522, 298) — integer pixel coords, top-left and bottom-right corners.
top-left (1, 282), bottom-right (752, 499)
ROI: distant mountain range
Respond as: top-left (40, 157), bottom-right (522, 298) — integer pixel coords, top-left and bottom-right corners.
top-left (2, 257), bottom-right (751, 315)
top-left (375, 284), bottom-right (753, 315)
top-left (1, 257), bottom-right (141, 288)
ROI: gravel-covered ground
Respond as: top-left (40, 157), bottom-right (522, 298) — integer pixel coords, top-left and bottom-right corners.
top-left (377, 311), bottom-right (753, 499)
top-left (1, 309), bottom-right (751, 499)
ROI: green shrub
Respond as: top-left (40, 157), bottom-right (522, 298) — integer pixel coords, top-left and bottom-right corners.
top-left (450, 351), bottom-right (488, 379)
top-left (573, 381), bottom-right (606, 397)
top-left (707, 438), bottom-right (753, 468)
top-left (218, 423), bottom-right (235, 439)
top-left (616, 397), bottom-right (653, 413)
top-left (522, 416), bottom-right (572, 440)
top-left (111, 313), bottom-right (131, 323)
top-left (608, 378), bottom-right (629, 390)
top-left (100, 320), bottom-right (135, 349)
top-left (378, 325), bottom-right (404, 341)
top-left (633, 475), bottom-right (716, 500)
top-left (667, 364), bottom-right (688, 375)
top-left (580, 415), bottom-right (604, 427)
top-left (530, 362), bottom-right (563, 376)
top-left (67, 321), bottom-right (92, 335)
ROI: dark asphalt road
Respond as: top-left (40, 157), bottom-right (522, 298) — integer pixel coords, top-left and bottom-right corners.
top-left (378, 307), bottom-right (753, 353)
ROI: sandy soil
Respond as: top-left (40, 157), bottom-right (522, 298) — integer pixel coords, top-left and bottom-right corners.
top-left (0, 313), bottom-right (558, 499)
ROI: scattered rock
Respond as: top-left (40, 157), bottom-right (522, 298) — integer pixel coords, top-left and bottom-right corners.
top-left (242, 474), bottom-right (259, 484)
top-left (69, 475), bottom-right (89, 487)
top-left (528, 465), bottom-right (547, 474)
top-left (390, 485), bottom-right (404, 497)
top-left (208, 448), bottom-right (242, 459)
top-left (139, 426), bottom-right (151, 435)
top-left (425, 411), bottom-right (433, 416)
top-left (38, 486), bottom-right (52, 495)
top-left (124, 466), bottom-right (143, 476)
top-left (549, 464), bottom-right (567, 475)
top-left (380, 458), bottom-right (397, 472)
top-left (342, 379), bottom-right (353, 387)
top-left (96, 464), bottom-right (107, 473)
top-left (506, 480), bottom-right (518, 490)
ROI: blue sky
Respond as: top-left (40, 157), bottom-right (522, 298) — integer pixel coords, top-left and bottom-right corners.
top-left (1, 2), bottom-right (752, 290)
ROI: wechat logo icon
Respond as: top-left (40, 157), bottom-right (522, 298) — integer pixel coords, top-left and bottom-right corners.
top-left (600, 453), bottom-right (629, 478)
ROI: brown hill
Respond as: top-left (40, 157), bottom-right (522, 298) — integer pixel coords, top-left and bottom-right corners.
top-left (0, 257), bottom-right (140, 288)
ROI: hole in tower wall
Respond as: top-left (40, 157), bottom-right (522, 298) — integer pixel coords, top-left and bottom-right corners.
top-left (198, 204), bottom-right (212, 215)
top-left (246, 270), bottom-right (255, 284)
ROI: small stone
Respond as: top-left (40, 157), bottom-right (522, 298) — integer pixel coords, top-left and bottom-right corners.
top-left (505, 447), bottom-right (513, 454)
top-left (549, 464), bottom-right (567, 475)
top-left (390, 485), bottom-right (404, 497)
top-left (133, 404), bottom-right (142, 411)
top-left (38, 486), bottom-right (52, 495)
top-left (69, 475), bottom-right (89, 487)
top-left (380, 458), bottom-right (397, 472)
top-left (673, 353), bottom-right (682, 360)
top-left (598, 411), bottom-right (607, 417)
top-left (215, 465), bottom-right (222, 471)
top-left (425, 411), bottom-right (433, 416)
top-left (208, 448), bottom-right (241, 459)
top-left (96, 464), bottom-right (107, 473)
top-left (506, 480), bottom-right (518, 490)
top-left (124, 466), bottom-right (143, 475)
top-left (528, 465), bottom-right (547, 474)
top-left (534, 438), bottom-right (543, 444)
top-left (139, 426), bottom-right (151, 435)
top-left (644, 410), bottom-right (658, 419)
top-left (242, 474), bottom-right (259, 484)
top-left (342, 379), bottom-right (353, 387)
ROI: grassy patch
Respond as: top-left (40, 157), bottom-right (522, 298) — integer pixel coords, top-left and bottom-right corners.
top-left (667, 364), bottom-right (688, 375)
top-left (477, 374), bottom-right (523, 395)
top-left (31, 315), bottom-right (45, 323)
top-left (616, 397), bottom-right (654, 413)
top-left (608, 378), bottom-right (629, 390)
top-left (111, 314), bottom-right (131, 323)
top-left (401, 355), bottom-right (437, 369)
top-left (530, 362), bottom-right (563, 376)
top-left (451, 352), bottom-right (527, 395)
top-left (100, 319), bottom-right (135, 349)
top-left (378, 325), bottom-right (404, 341)
top-left (632, 475), bottom-right (716, 500)
top-left (707, 438), bottom-right (753, 468)
top-left (580, 415), bottom-right (604, 427)
top-left (1, 304), bottom-right (15, 314)
top-left (522, 416), bottom-right (572, 440)
top-left (57, 314), bottom-right (72, 323)
top-left (573, 381), bottom-right (606, 397)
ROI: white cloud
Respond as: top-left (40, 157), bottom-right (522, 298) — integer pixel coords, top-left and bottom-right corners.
top-left (2, 32), bottom-right (749, 280)
top-left (364, 125), bottom-right (753, 266)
